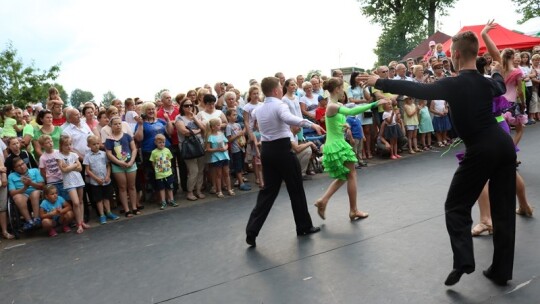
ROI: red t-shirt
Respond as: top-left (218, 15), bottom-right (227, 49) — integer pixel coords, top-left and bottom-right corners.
top-left (315, 107), bottom-right (326, 130)
top-left (52, 116), bottom-right (66, 127)
top-left (156, 105), bottom-right (180, 145)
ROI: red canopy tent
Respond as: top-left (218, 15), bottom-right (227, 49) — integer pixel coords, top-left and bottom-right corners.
top-left (442, 24), bottom-right (540, 55)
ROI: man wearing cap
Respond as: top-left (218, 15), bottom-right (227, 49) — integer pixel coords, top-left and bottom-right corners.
top-left (433, 62), bottom-right (446, 80)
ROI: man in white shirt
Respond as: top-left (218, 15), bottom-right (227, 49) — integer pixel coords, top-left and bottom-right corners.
top-left (245, 77), bottom-right (324, 247)
top-left (62, 108), bottom-right (92, 160)
top-left (393, 64), bottom-right (413, 81)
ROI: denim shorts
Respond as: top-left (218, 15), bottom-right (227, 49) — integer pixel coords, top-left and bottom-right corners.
top-left (155, 175), bottom-right (174, 191)
top-left (230, 151), bottom-right (244, 174)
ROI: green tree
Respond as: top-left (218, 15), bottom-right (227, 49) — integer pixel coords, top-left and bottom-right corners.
top-left (154, 88), bottom-right (169, 101)
top-left (306, 70), bottom-right (322, 80)
top-left (70, 88), bottom-right (94, 109)
top-left (101, 90), bottom-right (116, 108)
top-left (512, 0), bottom-right (540, 24)
top-left (0, 42), bottom-right (61, 108)
top-left (358, 0), bottom-right (456, 65)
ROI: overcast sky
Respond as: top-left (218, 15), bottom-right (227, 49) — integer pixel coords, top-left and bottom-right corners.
top-left (1, 0), bottom-right (538, 101)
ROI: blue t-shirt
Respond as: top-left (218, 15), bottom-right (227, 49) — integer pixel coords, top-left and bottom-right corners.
top-left (8, 168), bottom-right (44, 192)
top-left (346, 116), bottom-right (363, 139)
top-left (207, 132), bottom-right (230, 163)
top-left (105, 133), bottom-right (133, 163)
top-left (40, 196), bottom-right (66, 213)
top-left (134, 120), bottom-right (170, 152)
top-left (225, 123), bottom-right (243, 153)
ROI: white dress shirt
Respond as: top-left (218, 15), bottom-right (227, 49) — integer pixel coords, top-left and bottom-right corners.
top-left (62, 122), bottom-right (92, 157)
top-left (252, 97), bottom-right (312, 142)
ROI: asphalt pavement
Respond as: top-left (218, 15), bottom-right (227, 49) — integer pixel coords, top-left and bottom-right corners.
top-left (1, 125), bottom-right (539, 304)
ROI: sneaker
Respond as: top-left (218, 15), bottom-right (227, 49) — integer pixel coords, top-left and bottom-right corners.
top-left (239, 183), bottom-right (251, 191)
top-left (168, 200), bottom-right (179, 207)
top-left (62, 225), bottom-right (72, 233)
top-left (99, 215), bottom-right (107, 225)
top-left (33, 218), bottom-right (42, 228)
top-left (106, 212), bottom-right (120, 221)
top-left (160, 201), bottom-right (167, 210)
top-left (48, 229), bottom-right (58, 237)
top-left (22, 220), bottom-right (34, 231)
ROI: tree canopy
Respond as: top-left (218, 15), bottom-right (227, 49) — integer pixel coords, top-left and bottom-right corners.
top-left (0, 42), bottom-right (61, 108)
top-left (512, 0), bottom-right (540, 24)
top-left (70, 88), bottom-right (94, 109)
top-left (102, 91), bottom-right (116, 108)
top-left (359, 0), bottom-right (456, 66)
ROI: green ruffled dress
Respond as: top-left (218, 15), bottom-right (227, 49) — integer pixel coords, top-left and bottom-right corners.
top-left (323, 102), bottom-right (377, 180)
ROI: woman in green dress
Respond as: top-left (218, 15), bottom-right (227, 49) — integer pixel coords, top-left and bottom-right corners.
top-left (314, 78), bottom-right (389, 221)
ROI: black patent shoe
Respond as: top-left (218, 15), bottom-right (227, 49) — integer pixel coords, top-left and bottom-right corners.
top-left (297, 226), bottom-right (321, 236)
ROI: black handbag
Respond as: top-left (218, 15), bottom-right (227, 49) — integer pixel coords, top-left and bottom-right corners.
top-left (181, 128), bottom-right (205, 160)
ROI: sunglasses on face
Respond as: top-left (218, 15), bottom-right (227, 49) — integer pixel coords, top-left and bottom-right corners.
top-left (183, 104), bottom-right (194, 108)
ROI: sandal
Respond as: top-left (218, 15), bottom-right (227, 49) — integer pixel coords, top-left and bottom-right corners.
top-left (2, 232), bottom-right (15, 240)
top-left (125, 211), bottom-right (134, 218)
top-left (471, 223), bottom-right (493, 236)
top-left (516, 206), bottom-right (533, 217)
top-left (81, 222), bottom-right (91, 229)
top-left (216, 192), bottom-right (224, 198)
top-left (133, 209), bottom-right (142, 215)
top-left (76, 224), bottom-right (84, 234)
top-left (186, 194), bottom-right (198, 201)
top-left (195, 191), bottom-right (206, 199)
top-left (228, 190), bottom-right (236, 196)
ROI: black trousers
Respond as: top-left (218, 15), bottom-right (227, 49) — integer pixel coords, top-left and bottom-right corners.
top-left (445, 129), bottom-right (516, 281)
top-left (246, 138), bottom-right (314, 236)
top-left (170, 145), bottom-right (187, 192)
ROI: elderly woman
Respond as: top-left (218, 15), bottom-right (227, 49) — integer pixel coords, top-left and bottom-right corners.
top-left (175, 98), bottom-right (206, 201)
top-left (100, 106), bottom-right (132, 143)
top-left (299, 81), bottom-right (318, 121)
top-left (32, 109), bottom-right (63, 159)
top-left (221, 91), bottom-right (244, 128)
top-left (134, 102), bottom-right (174, 192)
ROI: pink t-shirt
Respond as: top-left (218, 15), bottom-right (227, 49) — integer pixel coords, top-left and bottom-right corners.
top-left (39, 150), bottom-right (63, 184)
top-left (503, 69), bottom-right (523, 103)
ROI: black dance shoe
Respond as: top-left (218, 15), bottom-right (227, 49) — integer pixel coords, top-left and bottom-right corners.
top-left (297, 226), bottom-right (321, 236)
top-left (444, 269), bottom-right (464, 286)
top-left (246, 235), bottom-right (256, 247)
top-left (483, 269), bottom-right (508, 286)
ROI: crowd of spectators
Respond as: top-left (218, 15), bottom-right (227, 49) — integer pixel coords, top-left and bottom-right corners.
top-left (0, 42), bottom-right (538, 239)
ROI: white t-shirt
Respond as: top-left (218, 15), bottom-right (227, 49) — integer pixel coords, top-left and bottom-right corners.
top-left (55, 151), bottom-right (85, 189)
top-left (299, 95), bottom-right (318, 116)
top-left (243, 102), bottom-right (262, 130)
top-left (196, 109), bottom-right (223, 125)
top-left (125, 110), bottom-right (139, 132)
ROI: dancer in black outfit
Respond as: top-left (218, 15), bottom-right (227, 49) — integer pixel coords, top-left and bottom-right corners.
top-left (245, 77), bottom-right (325, 247)
top-left (367, 31), bottom-right (516, 286)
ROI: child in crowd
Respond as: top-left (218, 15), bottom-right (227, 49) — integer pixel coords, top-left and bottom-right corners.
top-left (315, 95), bottom-right (328, 130)
top-left (38, 135), bottom-right (68, 200)
top-left (56, 134), bottom-right (88, 234)
top-left (46, 86), bottom-right (64, 110)
top-left (435, 43), bottom-right (446, 58)
top-left (250, 120), bottom-right (264, 188)
top-left (403, 96), bottom-right (421, 153)
top-left (83, 135), bottom-right (119, 224)
top-left (417, 99), bottom-right (434, 150)
top-left (382, 102), bottom-right (402, 159)
top-left (124, 98), bottom-right (139, 133)
top-left (39, 184), bottom-right (74, 237)
top-left (13, 108), bottom-right (26, 137)
top-left (430, 99), bottom-right (452, 147)
top-left (225, 109), bottom-right (251, 191)
top-left (150, 134), bottom-right (178, 210)
top-left (205, 118), bottom-right (233, 198)
top-left (5, 136), bottom-right (37, 175)
top-left (2, 105), bottom-right (24, 139)
top-left (345, 110), bottom-right (366, 168)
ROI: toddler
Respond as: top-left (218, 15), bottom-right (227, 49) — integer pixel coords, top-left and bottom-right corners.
top-left (205, 118), bottom-right (233, 198)
top-left (150, 134), bottom-right (178, 210)
top-left (39, 184), bottom-right (74, 237)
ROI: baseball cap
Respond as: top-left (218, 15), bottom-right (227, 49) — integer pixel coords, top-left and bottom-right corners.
top-left (429, 41), bottom-right (436, 46)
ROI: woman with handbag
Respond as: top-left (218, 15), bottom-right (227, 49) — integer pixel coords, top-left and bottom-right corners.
top-left (175, 99), bottom-right (206, 201)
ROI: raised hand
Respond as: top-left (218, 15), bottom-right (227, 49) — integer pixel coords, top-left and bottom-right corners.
top-left (482, 19), bottom-right (496, 35)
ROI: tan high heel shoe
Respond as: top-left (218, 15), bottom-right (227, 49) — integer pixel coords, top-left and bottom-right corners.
top-left (349, 210), bottom-right (369, 221)
top-left (516, 206), bottom-right (534, 217)
top-left (314, 200), bottom-right (326, 220)
top-left (471, 223), bottom-right (493, 236)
